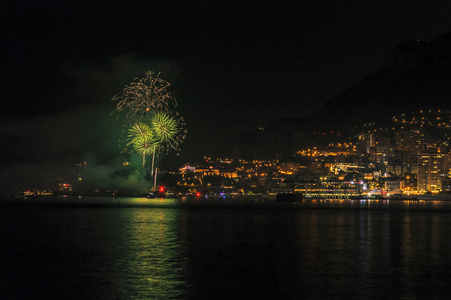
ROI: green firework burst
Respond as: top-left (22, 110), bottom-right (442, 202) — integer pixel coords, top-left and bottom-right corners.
top-left (151, 111), bottom-right (180, 150)
top-left (127, 122), bottom-right (159, 167)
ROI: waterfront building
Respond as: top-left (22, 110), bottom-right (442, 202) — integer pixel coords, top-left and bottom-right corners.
top-left (385, 180), bottom-right (405, 194)
top-left (417, 151), bottom-right (449, 192)
top-left (441, 178), bottom-right (451, 192)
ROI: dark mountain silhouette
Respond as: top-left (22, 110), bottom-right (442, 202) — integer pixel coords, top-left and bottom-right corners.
top-left (217, 31), bottom-right (451, 159)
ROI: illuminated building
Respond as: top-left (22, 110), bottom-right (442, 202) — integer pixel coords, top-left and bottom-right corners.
top-left (195, 168), bottom-right (220, 176)
top-left (220, 171), bottom-right (238, 178)
top-left (374, 146), bottom-right (394, 163)
top-left (180, 165), bottom-right (196, 173)
top-left (394, 130), bottom-right (425, 152)
top-left (417, 151), bottom-right (449, 192)
top-left (385, 180), bottom-right (405, 194)
top-left (442, 178), bottom-right (451, 192)
top-left (386, 165), bottom-right (405, 176)
top-left (278, 162), bottom-right (302, 174)
top-left (58, 183), bottom-right (72, 192)
top-left (357, 133), bottom-right (374, 154)
top-left (363, 173), bottom-right (374, 180)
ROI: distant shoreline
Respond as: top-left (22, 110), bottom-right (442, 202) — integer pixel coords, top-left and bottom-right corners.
top-left (3, 193), bottom-right (451, 201)
top-left (2, 195), bottom-right (451, 213)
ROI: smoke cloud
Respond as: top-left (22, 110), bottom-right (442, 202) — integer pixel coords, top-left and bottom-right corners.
top-left (0, 54), bottom-right (180, 193)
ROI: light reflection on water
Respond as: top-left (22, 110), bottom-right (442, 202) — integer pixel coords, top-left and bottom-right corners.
top-left (1, 197), bottom-right (451, 299)
top-left (124, 208), bottom-right (186, 299)
top-left (0, 203), bottom-right (188, 299)
top-left (272, 209), bottom-right (451, 299)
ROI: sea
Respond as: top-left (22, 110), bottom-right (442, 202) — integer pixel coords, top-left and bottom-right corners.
top-left (1, 196), bottom-right (451, 299)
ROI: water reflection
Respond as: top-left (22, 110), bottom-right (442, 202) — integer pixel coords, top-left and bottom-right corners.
top-left (125, 208), bottom-right (187, 298)
top-left (271, 210), bottom-right (451, 299)
top-left (177, 208), bottom-right (284, 299)
top-left (2, 197), bottom-right (451, 298)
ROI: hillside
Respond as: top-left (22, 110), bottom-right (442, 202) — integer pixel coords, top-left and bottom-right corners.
top-left (218, 31), bottom-right (451, 159)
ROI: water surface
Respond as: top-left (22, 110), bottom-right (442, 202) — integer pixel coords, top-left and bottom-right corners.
top-left (1, 197), bottom-right (450, 299)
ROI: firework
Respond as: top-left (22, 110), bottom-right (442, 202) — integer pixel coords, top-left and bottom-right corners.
top-left (151, 111), bottom-right (180, 150)
top-left (113, 71), bottom-right (187, 190)
top-left (127, 122), bottom-right (159, 168)
top-left (112, 72), bottom-right (177, 122)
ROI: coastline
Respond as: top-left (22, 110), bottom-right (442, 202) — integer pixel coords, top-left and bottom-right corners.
top-left (2, 195), bottom-right (451, 212)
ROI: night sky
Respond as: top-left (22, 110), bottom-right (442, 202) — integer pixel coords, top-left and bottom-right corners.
top-left (2, 0), bottom-right (451, 191)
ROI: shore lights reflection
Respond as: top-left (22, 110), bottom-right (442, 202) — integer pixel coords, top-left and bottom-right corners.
top-left (126, 208), bottom-right (186, 298)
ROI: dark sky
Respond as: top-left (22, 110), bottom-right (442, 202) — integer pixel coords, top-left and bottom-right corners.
top-left (2, 0), bottom-right (451, 191)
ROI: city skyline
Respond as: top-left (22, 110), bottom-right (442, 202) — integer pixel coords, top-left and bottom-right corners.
top-left (7, 109), bottom-right (451, 197)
